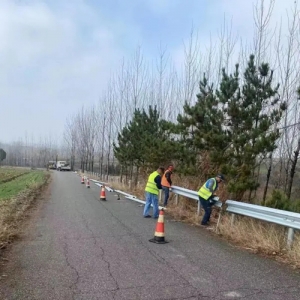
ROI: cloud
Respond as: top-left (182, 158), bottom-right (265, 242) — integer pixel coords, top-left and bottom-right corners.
top-left (0, 0), bottom-right (126, 143)
top-left (0, 0), bottom-right (298, 144)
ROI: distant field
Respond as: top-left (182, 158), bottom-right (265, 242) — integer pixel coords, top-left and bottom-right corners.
top-left (0, 168), bottom-right (30, 185)
top-left (0, 167), bottom-right (50, 249)
top-left (0, 171), bottom-right (46, 200)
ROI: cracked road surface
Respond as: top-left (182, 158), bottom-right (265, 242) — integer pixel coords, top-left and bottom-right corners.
top-left (0, 172), bottom-right (300, 300)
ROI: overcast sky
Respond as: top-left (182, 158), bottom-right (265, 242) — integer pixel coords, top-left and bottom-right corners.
top-left (0, 0), bottom-right (294, 144)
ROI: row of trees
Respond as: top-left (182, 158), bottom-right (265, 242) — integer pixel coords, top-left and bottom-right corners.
top-left (62, 0), bottom-right (300, 207)
top-left (0, 135), bottom-right (60, 168)
top-left (1, 1), bottom-right (299, 208)
top-left (114, 55), bottom-right (295, 201)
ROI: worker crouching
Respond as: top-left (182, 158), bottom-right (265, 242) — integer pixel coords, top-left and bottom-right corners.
top-left (198, 174), bottom-right (225, 225)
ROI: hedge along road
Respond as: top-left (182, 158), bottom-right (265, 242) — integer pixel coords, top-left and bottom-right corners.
top-left (0, 172), bottom-right (299, 300)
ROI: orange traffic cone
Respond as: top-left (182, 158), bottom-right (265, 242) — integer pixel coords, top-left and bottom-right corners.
top-left (86, 178), bottom-right (90, 188)
top-left (100, 186), bottom-right (106, 201)
top-left (81, 176), bottom-right (85, 184)
top-left (149, 209), bottom-right (168, 244)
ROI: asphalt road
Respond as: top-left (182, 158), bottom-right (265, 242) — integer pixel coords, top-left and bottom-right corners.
top-left (0, 172), bottom-right (300, 300)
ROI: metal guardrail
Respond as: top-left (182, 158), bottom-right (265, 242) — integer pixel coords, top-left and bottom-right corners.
top-left (225, 200), bottom-right (300, 230)
top-left (171, 186), bottom-right (222, 215)
top-left (125, 195), bottom-right (165, 211)
top-left (225, 200), bottom-right (300, 248)
top-left (114, 189), bottom-right (137, 199)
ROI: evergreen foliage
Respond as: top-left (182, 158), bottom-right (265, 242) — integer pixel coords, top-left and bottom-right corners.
top-left (115, 55), bottom-right (287, 201)
top-left (0, 149), bottom-right (6, 164)
top-left (113, 106), bottom-right (175, 171)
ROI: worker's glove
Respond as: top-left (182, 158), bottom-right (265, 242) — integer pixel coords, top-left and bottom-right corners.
top-left (169, 187), bottom-right (172, 192)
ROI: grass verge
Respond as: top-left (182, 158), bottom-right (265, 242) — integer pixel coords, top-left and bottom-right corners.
top-left (0, 169), bottom-right (51, 249)
top-left (217, 215), bottom-right (300, 269)
top-left (0, 167), bottom-right (29, 184)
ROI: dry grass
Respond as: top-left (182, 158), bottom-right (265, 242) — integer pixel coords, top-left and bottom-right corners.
top-left (287, 235), bottom-right (300, 267)
top-left (217, 215), bottom-right (300, 268)
top-left (0, 170), bottom-right (51, 249)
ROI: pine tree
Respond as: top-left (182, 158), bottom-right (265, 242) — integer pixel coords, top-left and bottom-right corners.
top-left (174, 74), bottom-right (229, 176)
top-left (114, 105), bottom-right (176, 181)
top-left (218, 55), bottom-right (286, 199)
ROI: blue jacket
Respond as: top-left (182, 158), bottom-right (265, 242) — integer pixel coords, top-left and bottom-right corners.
top-left (205, 178), bottom-right (218, 193)
top-left (154, 175), bottom-right (162, 189)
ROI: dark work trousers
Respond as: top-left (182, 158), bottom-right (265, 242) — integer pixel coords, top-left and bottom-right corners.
top-left (162, 186), bottom-right (170, 206)
top-left (199, 197), bottom-right (213, 225)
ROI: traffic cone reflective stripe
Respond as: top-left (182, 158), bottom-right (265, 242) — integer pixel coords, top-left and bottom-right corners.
top-left (149, 209), bottom-right (168, 244)
top-left (154, 214), bottom-right (165, 237)
top-left (100, 186), bottom-right (106, 201)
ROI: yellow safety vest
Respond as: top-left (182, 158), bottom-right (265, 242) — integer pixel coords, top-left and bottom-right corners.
top-left (145, 171), bottom-right (160, 195)
top-left (198, 178), bottom-right (217, 200)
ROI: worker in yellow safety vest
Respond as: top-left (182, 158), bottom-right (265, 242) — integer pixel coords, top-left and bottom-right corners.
top-left (198, 174), bottom-right (225, 225)
top-left (143, 167), bottom-right (165, 219)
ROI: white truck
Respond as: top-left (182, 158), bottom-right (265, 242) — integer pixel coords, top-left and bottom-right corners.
top-left (56, 161), bottom-right (71, 171)
top-left (48, 161), bottom-right (56, 170)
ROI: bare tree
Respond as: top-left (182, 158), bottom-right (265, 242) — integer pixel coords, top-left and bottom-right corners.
top-left (274, 0), bottom-right (300, 193)
top-left (128, 46), bottom-right (148, 112)
top-left (252, 0), bottom-right (276, 64)
top-left (64, 115), bottom-right (77, 171)
top-left (182, 26), bottom-right (201, 106)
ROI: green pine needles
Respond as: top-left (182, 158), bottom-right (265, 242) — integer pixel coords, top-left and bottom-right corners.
top-left (114, 55), bottom-right (287, 200)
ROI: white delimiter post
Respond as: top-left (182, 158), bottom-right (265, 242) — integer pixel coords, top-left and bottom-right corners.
top-left (287, 228), bottom-right (295, 249)
top-left (197, 200), bottom-right (201, 216)
top-left (159, 190), bottom-right (162, 204)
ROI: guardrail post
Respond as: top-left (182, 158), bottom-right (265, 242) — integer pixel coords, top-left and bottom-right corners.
top-left (129, 180), bottom-right (132, 190)
top-left (159, 190), bottom-right (162, 204)
top-left (287, 228), bottom-right (294, 249)
top-left (197, 200), bottom-right (201, 216)
top-left (230, 214), bottom-right (235, 226)
top-left (175, 194), bottom-right (179, 206)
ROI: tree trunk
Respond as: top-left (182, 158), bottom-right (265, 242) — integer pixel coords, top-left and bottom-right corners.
top-left (120, 165), bottom-right (123, 182)
top-left (134, 166), bottom-right (139, 187)
top-left (275, 158), bottom-right (283, 189)
top-left (106, 151), bottom-right (110, 180)
top-left (262, 155), bottom-right (273, 205)
top-left (100, 155), bottom-right (103, 176)
top-left (129, 163), bottom-right (134, 182)
top-left (284, 160), bottom-right (290, 193)
top-left (287, 138), bottom-right (300, 200)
